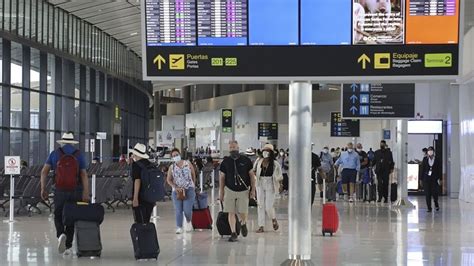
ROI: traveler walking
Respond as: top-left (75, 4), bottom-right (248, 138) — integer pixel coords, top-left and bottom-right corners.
top-left (421, 146), bottom-right (442, 212)
top-left (334, 143), bottom-right (360, 203)
top-left (219, 141), bottom-right (256, 242)
top-left (40, 132), bottom-right (90, 257)
top-left (166, 148), bottom-right (197, 234)
top-left (254, 144), bottom-right (283, 233)
top-left (373, 140), bottom-right (394, 203)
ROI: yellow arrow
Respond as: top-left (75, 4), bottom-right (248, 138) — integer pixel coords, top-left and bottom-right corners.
top-left (357, 54), bottom-right (371, 70)
top-left (153, 55), bottom-right (166, 70)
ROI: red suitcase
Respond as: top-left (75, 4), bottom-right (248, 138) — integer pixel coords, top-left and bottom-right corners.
top-left (322, 179), bottom-right (339, 236)
top-left (192, 207), bottom-right (213, 230)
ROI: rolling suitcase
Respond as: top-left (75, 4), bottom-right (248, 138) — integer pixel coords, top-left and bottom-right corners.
top-left (391, 183), bottom-right (398, 202)
top-left (130, 210), bottom-right (159, 260)
top-left (75, 221), bottom-right (102, 257)
top-left (216, 202), bottom-right (241, 236)
top-left (322, 179), bottom-right (339, 236)
top-left (192, 173), bottom-right (213, 230)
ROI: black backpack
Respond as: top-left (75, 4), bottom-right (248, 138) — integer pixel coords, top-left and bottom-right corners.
top-left (137, 162), bottom-right (165, 203)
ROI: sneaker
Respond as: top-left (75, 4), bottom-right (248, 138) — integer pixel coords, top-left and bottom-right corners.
top-left (185, 221), bottom-right (193, 232)
top-left (57, 234), bottom-right (67, 254)
top-left (176, 227), bottom-right (183, 234)
top-left (256, 226), bottom-right (264, 233)
top-left (349, 198), bottom-right (354, 203)
top-left (436, 207), bottom-right (440, 212)
top-left (241, 223), bottom-right (248, 237)
top-left (63, 248), bottom-right (73, 257)
top-left (228, 233), bottom-right (238, 242)
top-left (427, 209), bottom-right (432, 213)
top-left (272, 219), bottom-right (279, 231)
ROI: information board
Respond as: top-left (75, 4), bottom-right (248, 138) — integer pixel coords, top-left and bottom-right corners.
top-left (330, 112), bottom-right (360, 137)
top-left (258, 123), bottom-right (279, 140)
top-left (342, 83), bottom-right (415, 118)
top-left (142, 0), bottom-right (459, 81)
top-left (222, 109), bottom-right (233, 133)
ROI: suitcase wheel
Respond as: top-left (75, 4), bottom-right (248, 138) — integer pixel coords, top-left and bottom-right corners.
top-left (322, 231), bottom-right (325, 236)
top-left (330, 232), bottom-right (333, 236)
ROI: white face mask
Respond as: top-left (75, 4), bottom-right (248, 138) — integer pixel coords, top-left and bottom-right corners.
top-left (172, 155), bottom-right (181, 163)
top-left (347, 148), bottom-right (353, 153)
top-left (263, 151), bottom-right (270, 158)
top-left (323, 149), bottom-right (329, 154)
top-left (280, 152), bottom-right (285, 156)
top-left (356, 148), bottom-right (362, 152)
top-left (428, 151), bottom-right (434, 156)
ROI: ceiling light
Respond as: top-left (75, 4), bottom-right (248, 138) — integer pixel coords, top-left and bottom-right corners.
top-left (130, 32), bottom-right (138, 36)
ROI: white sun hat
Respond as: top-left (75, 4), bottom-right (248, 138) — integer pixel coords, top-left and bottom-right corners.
top-left (57, 132), bottom-right (79, 144)
top-left (131, 143), bottom-right (150, 159)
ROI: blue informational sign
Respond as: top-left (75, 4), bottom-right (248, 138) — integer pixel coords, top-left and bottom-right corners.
top-left (383, 130), bottom-right (391, 140)
top-left (301, 0), bottom-right (351, 45)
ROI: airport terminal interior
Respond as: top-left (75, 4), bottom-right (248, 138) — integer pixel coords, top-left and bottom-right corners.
top-left (1, 0), bottom-right (474, 265)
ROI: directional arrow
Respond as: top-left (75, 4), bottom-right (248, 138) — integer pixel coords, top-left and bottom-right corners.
top-left (357, 54), bottom-right (371, 70)
top-left (350, 95), bottom-right (358, 104)
top-left (351, 83), bottom-right (358, 92)
top-left (350, 106), bottom-right (358, 115)
top-left (153, 55), bottom-right (166, 70)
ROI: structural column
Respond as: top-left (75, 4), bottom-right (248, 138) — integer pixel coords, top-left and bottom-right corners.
top-left (282, 82), bottom-right (313, 265)
top-left (153, 91), bottom-right (162, 143)
top-left (265, 84), bottom-right (279, 147)
top-left (394, 119), bottom-right (414, 208)
top-left (447, 84), bottom-right (460, 198)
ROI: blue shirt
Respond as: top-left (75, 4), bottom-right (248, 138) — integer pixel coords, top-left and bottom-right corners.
top-left (45, 144), bottom-right (87, 170)
top-left (335, 151), bottom-right (360, 172)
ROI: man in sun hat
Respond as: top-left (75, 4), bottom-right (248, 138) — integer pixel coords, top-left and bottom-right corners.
top-left (40, 132), bottom-right (89, 257)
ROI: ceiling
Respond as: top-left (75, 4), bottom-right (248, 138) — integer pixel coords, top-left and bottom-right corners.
top-left (47, 0), bottom-right (143, 56)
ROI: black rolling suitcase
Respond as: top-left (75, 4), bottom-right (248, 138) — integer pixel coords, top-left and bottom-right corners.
top-left (130, 223), bottom-right (160, 260)
top-left (216, 202), bottom-right (241, 237)
top-left (75, 221), bottom-right (102, 257)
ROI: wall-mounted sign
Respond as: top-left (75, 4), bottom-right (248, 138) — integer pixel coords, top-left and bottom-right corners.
top-left (258, 123), bottom-right (278, 140)
top-left (115, 105), bottom-right (121, 120)
top-left (189, 128), bottom-right (196, 139)
top-left (4, 156), bottom-right (21, 175)
top-left (222, 109), bottom-right (233, 133)
top-left (96, 132), bottom-right (107, 140)
top-left (141, 0), bottom-right (459, 81)
top-left (330, 112), bottom-right (360, 137)
top-left (383, 130), bottom-right (391, 140)
top-left (342, 83), bottom-right (415, 118)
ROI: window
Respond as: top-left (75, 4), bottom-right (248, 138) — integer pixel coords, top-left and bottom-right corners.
top-left (30, 131), bottom-right (40, 165)
top-left (11, 42), bottom-right (23, 87)
top-left (47, 94), bottom-right (55, 130)
top-left (11, 88), bottom-right (22, 127)
top-left (31, 47), bottom-right (40, 90)
top-left (47, 53), bottom-right (55, 93)
top-left (11, 130), bottom-right (22, 156)
top-left (30, 91), bottom-right (39, 129)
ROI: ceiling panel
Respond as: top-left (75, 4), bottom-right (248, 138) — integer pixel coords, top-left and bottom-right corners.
top-left (47, 0), bottom-right (143, 56)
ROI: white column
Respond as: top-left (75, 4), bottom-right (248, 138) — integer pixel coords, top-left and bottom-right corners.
top-left (394, 119), bottom-right (414, 208)
top-left (282, 82), bottom-right (313, 265)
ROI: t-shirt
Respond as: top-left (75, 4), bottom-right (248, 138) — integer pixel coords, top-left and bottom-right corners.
top-left (131, 159), bottom-right (152, 200)
top-left (220, 155), bottom-right (253, 192)
top-left (357, 150), bottom-right (368, 169)
top-left (311, 153), bottom-right (322, 181)
top-left (45, 144), bottom-right (87, 171)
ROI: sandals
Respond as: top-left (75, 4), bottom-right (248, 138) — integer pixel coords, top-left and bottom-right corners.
top-left (272, 219), bottom-right (279, 231)
top-left (256, 227), bottom-right (265, 233)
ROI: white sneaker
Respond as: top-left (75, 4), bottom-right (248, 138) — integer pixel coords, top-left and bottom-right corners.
top-left (63, 248), bottom-right (73, 257)
top-left (57, 234), bottom-right (67, 254)
top-left (349, 198), bottom-right (354, 203)
top-left (176, 228), bottom-right (183, 234)
top-left (185, 221), bottom-right (193, 232)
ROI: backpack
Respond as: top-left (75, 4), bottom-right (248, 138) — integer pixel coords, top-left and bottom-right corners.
top-left (137, 162), bottom-right (165, 203)
top-left (55, 148), bottom-right (80, 191)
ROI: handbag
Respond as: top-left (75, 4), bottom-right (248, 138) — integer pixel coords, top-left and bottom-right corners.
top-left (177, 189), bottom-right (186, 200)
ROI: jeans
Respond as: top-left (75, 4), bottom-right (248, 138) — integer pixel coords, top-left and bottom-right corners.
top-left (53, 189), bottom-right (82, 249)
top-left (257, 176), bottom-right (276, 227)
top-left (172, 188), bottom-right (196, 228)
top-left (133, 201), bottom-right (155, 224)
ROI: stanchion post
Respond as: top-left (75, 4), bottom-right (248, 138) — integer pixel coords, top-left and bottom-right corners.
top-left (91, 174), bottom-right (96, 204)
top-left (211, 169), bottom-right (215, 206)
top-left (200, 171), bottom-right (204, 193)
top-left (9, 175), bottom-right (14, 222)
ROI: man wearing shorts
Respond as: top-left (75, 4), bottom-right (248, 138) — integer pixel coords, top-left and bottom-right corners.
top-left (335, 143), bottom-right (360, 203)
top-left (219, 140), bottom-right (256, 242)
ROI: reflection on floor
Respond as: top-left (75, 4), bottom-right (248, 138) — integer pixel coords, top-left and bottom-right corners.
top-left (1, 195), bottom-right (474, 265)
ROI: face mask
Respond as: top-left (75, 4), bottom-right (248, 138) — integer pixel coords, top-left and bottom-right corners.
top-left (428, 151), bottom-right (434, 156)
top-left (280, 152), bottom-right (285, 156)
top-left (347, 148), bottom-right (353, 153)
top-left (331, 152), bottom-right (336, 157)
top-left (263, 151), bottom-right (270, 158)
top-left (356, 148), bottom-right (362, 152)
top-left (172, 155), bottom-right (181, 163)
top-left (323, 149), bottom-right (329, 154)
top-left (230, 150), bottom-right (240, 159)
top-left (380, 145), bottom-right (385, 149)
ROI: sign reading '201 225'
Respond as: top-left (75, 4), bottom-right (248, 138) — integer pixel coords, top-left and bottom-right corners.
top-left (141, 0), bottom-right (460, 81)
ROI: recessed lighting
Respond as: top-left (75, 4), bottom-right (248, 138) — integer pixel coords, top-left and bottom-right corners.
top-left (130, 32), bottom-right (138, 36)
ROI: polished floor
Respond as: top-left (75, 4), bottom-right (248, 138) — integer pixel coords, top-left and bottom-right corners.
top-left (1, 193), bottom-right (473, 266)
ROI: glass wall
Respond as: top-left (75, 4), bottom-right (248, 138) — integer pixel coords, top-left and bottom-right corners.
top-left (0, 37), bottom-right (149, 166)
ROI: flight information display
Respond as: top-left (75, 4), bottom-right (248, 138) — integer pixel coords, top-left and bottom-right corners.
top-left (145, 0), bottom-right (196, 46)
top-left (142, 0), bottom-right (460, 80)
top-left (197, 0), bottom-right (248, 46)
